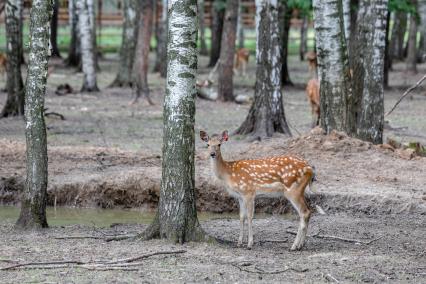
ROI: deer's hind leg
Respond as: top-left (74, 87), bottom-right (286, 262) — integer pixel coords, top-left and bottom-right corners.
top-left (284, 176), bottom-right (312, 251)
top-left (237, 197), bottom-right (247, 247)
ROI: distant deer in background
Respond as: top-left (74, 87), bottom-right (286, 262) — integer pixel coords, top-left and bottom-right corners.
top-left (306, 78), bottom-right (320, 127)
top-left (234, 48), bottom-right (250, 76)
top-left (200, 130), bottom-right (315, 250)
top-left (305, 51), bottom-right (320, 127)
top-left (0, 52), bottom-right (7, 77)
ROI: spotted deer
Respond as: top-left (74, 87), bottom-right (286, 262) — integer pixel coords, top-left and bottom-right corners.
top-left (200, 130), bottom-right (315, 250)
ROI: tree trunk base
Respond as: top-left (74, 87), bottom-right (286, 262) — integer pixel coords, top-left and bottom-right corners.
top-left (135, 214), bottom-right (216, 244)
top-left (0, 99), bottom-right (24, 118)
top-left (81, 85), bottom-right (100, 92)
top-left (15, 206), bottom-right (48, 230)
top-left (108, 77), bottom-right (133, 88)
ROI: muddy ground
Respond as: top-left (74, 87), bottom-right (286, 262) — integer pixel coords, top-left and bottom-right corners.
top-left (0, 54), bottom-right (425, 283)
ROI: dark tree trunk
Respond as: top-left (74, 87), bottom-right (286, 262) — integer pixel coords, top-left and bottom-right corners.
top-left (313, 0), bottom-right (353, 134)
top-left (133, 0), bottom-right (154, 104)
top-left (299, 15), bottom-right (308, 61)
top-left (141, 0), bottom-right (206, 243)
top-left (348, 0), bottom-right (359, 64)
top-left (384, 11), bottom-right (391, 87)
top-left (279, 3), bottom-right (293, 86)
top-left (419, 1), bottom-right (426, 62)
top-left (390, 12), bottom-right (407, 60)
top-left (351, 0), bottom-right (388, 144)
top-left (217, 0), bottom-right (238, 102)
top-left (236, 0), bottom-right (291, 138)
top-left (16, 0), bottom-right (52, 229)
top-left (406, 7), bottom-right (417, 73)
top-left (207, 0), bottom-right (225, 67)
top-left (66, 0), bottom-right (81, 67)
top-left (1, 0), bottom-right (24, 118)
top-left (199, 0), bottom-right (208, 55)
top-left (110, 0), bottom-right (139, 87)
top-left (50, 0), bottom-right (61, 58)
top-left (153, 0), bottom-right (167, 77)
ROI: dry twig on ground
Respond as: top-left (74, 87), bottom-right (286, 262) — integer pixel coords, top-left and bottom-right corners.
top-left (286, 230), bottom-right (383, 245)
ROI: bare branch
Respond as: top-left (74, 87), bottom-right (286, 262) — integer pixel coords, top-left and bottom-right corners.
top-left (286, 230), bottom-right (383, 245)
top-left (386, 74), bottom-right (426, 116)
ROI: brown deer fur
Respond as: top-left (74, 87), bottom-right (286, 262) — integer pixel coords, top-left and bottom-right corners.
top-left (200, 130), bottom-right (314, 250)
top-left (234, 48), bottom-right (249, 76)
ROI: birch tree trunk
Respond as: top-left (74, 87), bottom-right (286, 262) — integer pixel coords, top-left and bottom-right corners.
top-left (133, 0), bottom-right (154, 104)
top-left (279, 3), bottom-right (293, 86)
top-left (16, 0), bottom-right (52, 229)
top-left (208, 0), bottom-right (225, 67)
top-left (419, 1), bottom-right (426, 62)
top-left (406, 4), bottom-right (418, 73)
top-left (342, 0), bottom-right (351, 43)
top-left (313, 0), bottom-right (353, 134)
top-left (1, 0), bottom-right (24, 118)
top-left (110, 0), bottom-right (139, 87)
top-left (50, 0), bottom-right (61, 58)
top-left (218, 0), bottom-right (238, 101)
top-left (352, 0), bottom-right (388, 144)
top-left (199, 0), bottom-right (208, 55)
top-left (235, 0), bottom-right (291, 138)
top-left (153, 0), bottom-right (168, 77)
top-left (66, 0), bottom-right (81, 67)
top-left (77, 0), bottom-right (99, 92)
top-left (141, 0), bottom-right (206, 242)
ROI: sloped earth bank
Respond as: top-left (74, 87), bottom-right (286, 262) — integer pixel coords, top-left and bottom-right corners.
top-left (1, 129), bottom-right (425, 215)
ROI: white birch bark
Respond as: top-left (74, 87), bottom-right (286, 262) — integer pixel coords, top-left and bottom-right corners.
top-left (77, 0), bottom-right (99, 91)
top-left (313, 0), bottom-right (352, 134)
top-left (157, 0), bottom-right (204, 241)
top-left (352, 0), bottom-right (388, 144)
top-left (342, 0), bottom-right (351, 43)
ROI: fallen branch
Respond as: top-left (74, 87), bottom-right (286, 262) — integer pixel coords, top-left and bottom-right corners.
top-left (0, 250), bottom-right (186, 271)
top-left (386, 74), bottom-right (426, 116)
top-left (258, 238), bottom-right (289, 243)
top-left (105, 234), bottom-right (137, 242)
top-left (54, 235), bottom-right (105, 240)
top-left (45, 111), bottom-right (65, 120)
top-left (323, 272), bottom-right (340, 283)
top-left (231, 262), bottom-right (307, 274)
top-left (286, 230), bottom-right (382, 245)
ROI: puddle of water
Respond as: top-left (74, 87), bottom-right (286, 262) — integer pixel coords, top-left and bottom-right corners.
top-left (0, 206), bottom-right (241, 227)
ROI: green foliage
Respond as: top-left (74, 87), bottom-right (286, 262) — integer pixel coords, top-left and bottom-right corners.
top-left (213, 0), bottom-right (227, 12)
top-left (285, 0), bottom-right (312, 18)
top-left (389, 0), bottom-right (416, 14)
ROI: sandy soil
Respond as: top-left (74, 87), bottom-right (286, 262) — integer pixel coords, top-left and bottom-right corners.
top-left (0, 54), bottom-right (425, 282)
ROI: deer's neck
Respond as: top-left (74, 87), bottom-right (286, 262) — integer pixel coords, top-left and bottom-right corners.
top-left (211, 150), bottom-right (230, 180)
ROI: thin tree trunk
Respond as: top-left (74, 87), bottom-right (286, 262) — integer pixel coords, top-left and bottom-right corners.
top-left (199, 0), bottom-right (208, 55)
top-left (77, 0), bottom-right (99, 92)
top-left (208, 0), bottom-right (225, 67)
top-left (50, 0), bottom-right (61, 58)
top-left (1, 0), bottom-right (24, 118)
top-left (419, 1), bottom-right (426, 62)
top-left (352, 0), bottom-right (388, 144)
top-left (133, 0), bottom-right (154, 104)
top-left (280, 3), bottom-right (293, 86)
top-left (313, 0), bottom-right (353, 134)
top-left (342, 0), bottom-right (351, 43)
top-left (384, 11), bottom-right (391, 87)
top-left (236, 2), bottom-right (244, 48)
top-left (299, 15), bottom-right (308, 61)
top-left (66, 0), bottom-right (81, 67)
top-left (235, 0), bottom-right (291, 138)
top-left (393, 12), bottom-right (407, 60)
top-left (110, 0), bottom-right (139, 87)
top-left (153, 0), bottom-right (167, 77)
top-left (406, 5), bottom-right (417, 73)
top-left (141, 0), bottom-right (206, 242)
top-left (16, 0), bottom-right (52, 229)
top-left (218, 0), bottom-right (238, 102)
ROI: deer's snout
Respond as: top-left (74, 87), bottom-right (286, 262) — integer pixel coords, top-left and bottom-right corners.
top-left (210, 152), bottom-right (216, 158)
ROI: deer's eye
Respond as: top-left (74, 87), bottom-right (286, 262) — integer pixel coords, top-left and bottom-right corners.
top-left (218, 144), bottom-right (221, 147)
top-left (207, 144), bottom-right (210, 147)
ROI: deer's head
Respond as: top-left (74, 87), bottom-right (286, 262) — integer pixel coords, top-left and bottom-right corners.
top-left (200, 130), bottom-right (228, 159)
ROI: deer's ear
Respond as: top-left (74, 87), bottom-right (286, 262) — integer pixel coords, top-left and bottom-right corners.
top-left (200, 131), bottom-right (209, 142)
top-left (221, 130), bottom-right (229, 142)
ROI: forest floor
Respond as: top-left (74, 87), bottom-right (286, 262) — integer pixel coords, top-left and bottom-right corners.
top-left (0, 54), bottom-right (425, 283)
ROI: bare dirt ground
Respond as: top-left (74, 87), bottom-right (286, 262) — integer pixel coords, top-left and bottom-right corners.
top-left (0, 54), bottom-right (425, 283)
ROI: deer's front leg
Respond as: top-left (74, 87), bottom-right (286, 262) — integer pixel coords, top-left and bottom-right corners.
top-left (238, 198), bottom-right (247, 247)
top-left (246, 196), bottom-right (255, 249)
